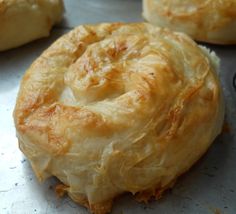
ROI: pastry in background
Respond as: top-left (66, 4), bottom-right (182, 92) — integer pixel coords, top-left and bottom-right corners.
top-left (143, 0), bottom-right (236, 45)
top-left (0, 0), bottom-right (64, 51)
top-left (14, 23), bottom-right (224, 214)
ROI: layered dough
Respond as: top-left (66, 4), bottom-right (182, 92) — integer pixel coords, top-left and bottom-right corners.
top-left (14, 23), bottom-right (224, 214)
top-left (0, 0), bottom-right (64, 51)
top-left (143, 0), bottom-right (236, 44)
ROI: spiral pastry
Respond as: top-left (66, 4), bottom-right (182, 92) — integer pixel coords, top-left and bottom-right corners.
top-left (14, 23), bottom-right (224, 214)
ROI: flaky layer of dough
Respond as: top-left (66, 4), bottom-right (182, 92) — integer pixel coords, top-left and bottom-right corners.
top-left (143, 0), bottom-right (236, 44)
top-left (14, 23), bottom-right (224, 214)
top-left (0, 0), bottom-right (64, 51)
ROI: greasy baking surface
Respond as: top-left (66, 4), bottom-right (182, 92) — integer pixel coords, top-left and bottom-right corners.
top-left (0, 0), bottom-right (236, 214)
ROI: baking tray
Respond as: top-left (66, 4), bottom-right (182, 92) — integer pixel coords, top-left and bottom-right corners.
top-left (0, 0), bottom-right (235, 213)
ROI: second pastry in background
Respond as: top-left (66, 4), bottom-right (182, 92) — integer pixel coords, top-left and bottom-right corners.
top-left (143, 0), bottom-right (236, 45)
top-left (0, 0), bottom-right (64, 51)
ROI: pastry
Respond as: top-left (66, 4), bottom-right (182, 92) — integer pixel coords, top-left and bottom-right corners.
top-left (14, 23), bottom-right (224, 214)
top-left (0, 0), bottom-right (64, 51)
top-left (143, 0), bottom-right (236, 44)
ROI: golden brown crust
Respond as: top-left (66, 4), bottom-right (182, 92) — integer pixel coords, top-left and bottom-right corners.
top-left (0, 0), bottom-right (64, 51)
top-left (143, 0), bottom-right (236, 44)
top-left (55, 183), bottom-right (113, 214)
top-left (14, 23), bottom-right (224, 214)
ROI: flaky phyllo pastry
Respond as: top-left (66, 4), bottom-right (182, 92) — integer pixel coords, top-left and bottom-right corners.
top-left (14, 23), bottom-right (224, 214)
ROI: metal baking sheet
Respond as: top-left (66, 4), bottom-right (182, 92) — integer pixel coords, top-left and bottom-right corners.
top-left (0, 0), bottom-right (235, 213)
